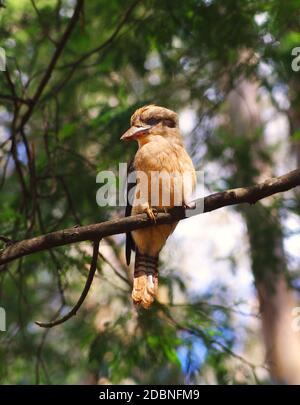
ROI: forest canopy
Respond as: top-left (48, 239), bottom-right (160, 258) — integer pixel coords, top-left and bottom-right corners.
top-left (0, 0), bottom-right (300, 385)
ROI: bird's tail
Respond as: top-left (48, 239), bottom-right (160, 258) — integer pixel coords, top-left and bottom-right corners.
top-left (132, 251), bottom-right (158, 309)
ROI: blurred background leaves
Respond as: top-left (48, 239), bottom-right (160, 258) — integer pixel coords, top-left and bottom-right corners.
top-left (0, 0), bottom-right (300, 384)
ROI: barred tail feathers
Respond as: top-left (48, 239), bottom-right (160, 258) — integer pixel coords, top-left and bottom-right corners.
top-left (132, 251), bottom-right (158, 309)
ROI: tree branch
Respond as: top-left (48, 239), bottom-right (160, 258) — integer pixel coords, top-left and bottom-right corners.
top-left (35, 238), bottom-right (100, 328)
top-left (40, 0), bottom-right (142, 100)
top-left (59, 0), bottom-right (141, 70)
top-left (17, 0), bottom-right (84, 132)
top-left (0, 168), bottom-right (299, 268)
top-left (0, 94), bottom-right (32, 105)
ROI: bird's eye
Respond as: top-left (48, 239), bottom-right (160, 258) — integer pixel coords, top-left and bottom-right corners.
top-left (145, 117), bottom-right (161, 126)
top-left (164, 119), bottom-right (176, 128)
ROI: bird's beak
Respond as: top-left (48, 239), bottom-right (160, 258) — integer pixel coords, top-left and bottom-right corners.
top-left (120, 125), bottom-right (151, 141)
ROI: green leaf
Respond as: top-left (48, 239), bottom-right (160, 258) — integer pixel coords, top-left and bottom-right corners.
top-left (58, 123), bottom-right (76, 140)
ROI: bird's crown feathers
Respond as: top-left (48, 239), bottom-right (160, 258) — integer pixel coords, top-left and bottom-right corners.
top-left (130, 105), bottom-right (178, 127)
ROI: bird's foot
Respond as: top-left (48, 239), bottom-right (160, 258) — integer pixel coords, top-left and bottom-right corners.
top-left (183, 201), bottom-right (196, 210)
top-left (132, 271), bottom-right (158, 309)
top-left (144, 207), bottom-right (158, 223)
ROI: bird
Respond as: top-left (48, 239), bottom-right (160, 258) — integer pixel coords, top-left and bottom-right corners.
top-left (121, 105), bottom-right (196, 309)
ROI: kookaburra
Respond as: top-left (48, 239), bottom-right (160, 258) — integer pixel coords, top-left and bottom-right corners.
top-left (121, 105), bottom-right (196, 309)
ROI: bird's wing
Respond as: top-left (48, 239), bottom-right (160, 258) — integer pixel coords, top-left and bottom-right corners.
top-left (125, 159), bottom-right (136, 265)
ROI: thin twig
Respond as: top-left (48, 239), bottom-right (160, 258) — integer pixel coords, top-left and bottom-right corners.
top-left (17, 0), bottom-right (84, 132)
top-left (0, 94), bottom-right (32, 105)
top-left (35, 238), bottom-right (100, 328)
top-left (0, 235), bottom-right (15, 245)
top-left (59, 0), bottom-right (141, 70)
top-left (30, 0), bottom-right (58, 46)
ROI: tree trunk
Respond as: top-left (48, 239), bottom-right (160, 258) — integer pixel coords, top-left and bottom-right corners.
top-left (227, 79), bottom-right (300, 384)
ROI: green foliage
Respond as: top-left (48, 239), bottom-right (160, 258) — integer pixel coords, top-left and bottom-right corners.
top-left (0, 0), bottom-right (298, 385)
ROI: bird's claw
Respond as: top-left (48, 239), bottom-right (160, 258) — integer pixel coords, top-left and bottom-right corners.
top-left (183, 201), bottom-right (196, 210)
top-left (144, 207), bottom-right (158, 223)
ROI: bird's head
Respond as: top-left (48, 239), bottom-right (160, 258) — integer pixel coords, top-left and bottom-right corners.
top-left (121, 105), bottom-right (182, 146)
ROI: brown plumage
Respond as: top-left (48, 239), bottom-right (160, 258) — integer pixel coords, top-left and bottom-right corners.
top-left (121, 105), bottom-right (196, 308)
